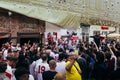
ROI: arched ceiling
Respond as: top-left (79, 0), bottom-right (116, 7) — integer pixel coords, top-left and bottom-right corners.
top-left (0, 0), bottom-right (120, 28)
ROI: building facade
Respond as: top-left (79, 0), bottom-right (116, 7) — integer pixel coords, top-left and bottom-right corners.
top-left (0, 8), bottom-right (45, 46)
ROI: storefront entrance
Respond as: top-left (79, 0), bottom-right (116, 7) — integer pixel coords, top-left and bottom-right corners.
top-left (17, 32), bottom-right (42, 46)
top-left (0, 38), bottom-right (9, 48)
top-left (20, 37), bottom-right (40, 45)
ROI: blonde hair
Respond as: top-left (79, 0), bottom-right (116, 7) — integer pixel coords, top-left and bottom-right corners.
top-left (49, 60), bottom-right (56, 68)
top-left (54, 72), bottom-right (66, 80)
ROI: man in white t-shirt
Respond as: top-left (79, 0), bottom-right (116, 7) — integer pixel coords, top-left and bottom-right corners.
top-left (35, 53), bottom-right (50, 80)
top-left (55, 53), bottom-right (66, 74)
top-left (3, 47), bottom-right (8, 60)
top-left (50, 50), bottom-right (59, 62)
top-left (16, 43), bottom-right (21, 51)
top-left (5, 56), bottom-right (16, 80)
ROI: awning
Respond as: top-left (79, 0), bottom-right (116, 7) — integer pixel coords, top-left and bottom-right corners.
top-left (0, 0), bottom-right (120, 28)
top-left (0, 34), bottom-right (11, 39)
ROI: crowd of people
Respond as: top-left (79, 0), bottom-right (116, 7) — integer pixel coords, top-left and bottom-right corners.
top-left (0, 34), bottom-right (120, 80)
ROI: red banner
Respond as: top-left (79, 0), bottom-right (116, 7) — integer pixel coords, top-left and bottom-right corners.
top-left (101, 26), bottom-right (109, 30)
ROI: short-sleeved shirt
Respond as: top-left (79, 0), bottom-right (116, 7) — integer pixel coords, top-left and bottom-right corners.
top-left (42, 71), bottom-right (57, 80)
top-left (35, 62), bottom-right (49, 80)
top-left (56, 61), bottom-right (66, 73)
top-left (66, 61), bottom-right (82, 80)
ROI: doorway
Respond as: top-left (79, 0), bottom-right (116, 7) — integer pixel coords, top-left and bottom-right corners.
top-left (17, 32), bottom-right (42, 46)
top-left (0, 38), bottom-right (9, 48)
top-left (20, 37), bottom-right (40, 46)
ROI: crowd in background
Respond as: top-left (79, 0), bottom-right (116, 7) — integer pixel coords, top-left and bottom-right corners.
top-left (0, 33), bottom-right (120, 80)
